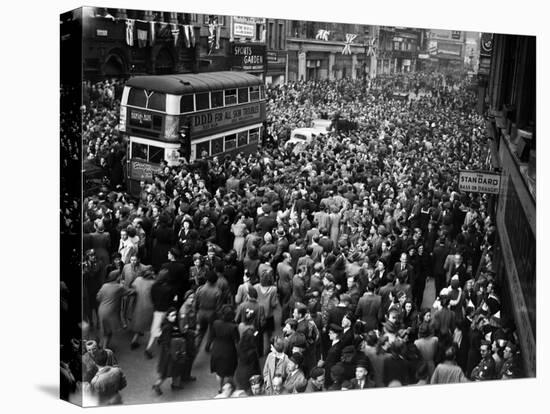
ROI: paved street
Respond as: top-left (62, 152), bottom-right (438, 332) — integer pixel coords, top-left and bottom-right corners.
top-left (75, 303), bottom-right (283, 406)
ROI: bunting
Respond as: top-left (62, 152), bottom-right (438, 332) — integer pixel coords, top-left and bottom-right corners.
top-left (208, 16), bottom-right (221, 55)
top-left (125, 19), bottom-right (135, 46)
top-left (342, 33), bottom-right (357, 55)
top-left (149, 21), bottom-right (156, 46)
top-left (315, 29), bottom-right (330, 41)
top-left (97, 14), bottom-right (198, 50)
top-left (170, 23), bottom-right (179, 47)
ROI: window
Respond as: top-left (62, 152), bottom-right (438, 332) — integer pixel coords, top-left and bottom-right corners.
top-left (196, 141), bottom-right (210, 157)
top-left (225, 134), bottom-right (237, 151)
top-left (238, 131), bottom-right (248, 147)
top-left (249, 128), bottom-right (259, 143)
top-left (195, 92), bottom-right (210, 111)
top-left (211, 137), bottom-right (224, 154)
top-left (152, 115), bottom-right (163, 130)
top-left (148, 145), bottom-right (165, 163)
top-left (128, 88), bottom-right (147, 107)
top-left (393, 41), bottom-right (400, 50)
top-left (148, 92), bottom-right (166, 111)
top-left (259, 85), bottom-right (266, 100)
top-left (225, 89), bottom-right (237, 105)
top-left (131, 142), bottom-right (148, 160)
top-left (256, 23), bottom-right (262, 41)
top-left (278, 23), bottom-right (284, 49)
top-left (180, 94), bottom-right (194, 113)
top-left (269, 22), bottom-right (275, 49)
top-left (250, 85), bottom-right (260, 101)
top-left (211, 91), bottom-right (224, 108)
top-left (238, 88), bottom-right (249, 104)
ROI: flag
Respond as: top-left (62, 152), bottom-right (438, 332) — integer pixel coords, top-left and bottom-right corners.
top-left (149, 21), bottom-right (156, 46)
top-left (367, 37), bottom-right (377, 57)
top-left (342, 33), bottom-right (357, 55)
top-left (171, 23), bottom-right (179, 47)
top-left (188, 25), bottom-right (196, 47)
top-left (315, 29), bottom-right (330, 41)
top-left (182, 25), bottom-right (191, 48)
top-left (136, 20), bottom-right (148, 48)
top-left (125, 19), bottom-right (135, 46)
top-left (208, 17), bottom-right (219, 55)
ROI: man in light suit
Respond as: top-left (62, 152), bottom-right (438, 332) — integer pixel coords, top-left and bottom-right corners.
top-left (263, 336), bottom-right (290, 394)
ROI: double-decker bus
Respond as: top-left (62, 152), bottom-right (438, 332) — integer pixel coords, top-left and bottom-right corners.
top-left (119, 71), bottom-right (266, 193)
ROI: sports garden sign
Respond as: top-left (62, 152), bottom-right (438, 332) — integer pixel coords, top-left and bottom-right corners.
top-left (459, 170), bottom-right (501, 194)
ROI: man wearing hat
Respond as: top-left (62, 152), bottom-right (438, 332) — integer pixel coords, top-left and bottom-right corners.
top-left (335, 345), bottom-right (357, 381)
top-left (350, 358), bottom-right (374, 389)
top-left (321, 323), bottom-right (344, 388)
top-left (294, 302), bottom-right (319, 375)
top-left (283, 353), bottom-right (307, 393)
top-left (470, 340), bottom-right (496, 381)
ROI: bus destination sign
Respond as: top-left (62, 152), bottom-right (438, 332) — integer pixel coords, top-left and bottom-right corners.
top-left (129, 110), bottom-right (152, 128)
top-left (459, 170), bottom-right (501, 194)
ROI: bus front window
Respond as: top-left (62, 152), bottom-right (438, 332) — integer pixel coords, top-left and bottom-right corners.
top-left (148, 145), bottom-right (165, 164)
top-left (131, 142), bottom-right (148, 160)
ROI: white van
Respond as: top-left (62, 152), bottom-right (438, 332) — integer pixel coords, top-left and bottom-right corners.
top-left (285, 128), bottom-right (320, 148)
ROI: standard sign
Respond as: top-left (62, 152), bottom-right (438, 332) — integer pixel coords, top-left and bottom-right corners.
top-left (459, 170), bottom-right (501, 194)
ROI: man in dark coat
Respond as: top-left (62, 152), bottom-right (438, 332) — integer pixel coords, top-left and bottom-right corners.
top-left (323, 324), bottom-right (344, 388)
top-left (432, 237), bottom-right (450, 295)
top-left (161, 247), bottom-right (190, 308)
top-left (355, 282), bottom-right (381, 332)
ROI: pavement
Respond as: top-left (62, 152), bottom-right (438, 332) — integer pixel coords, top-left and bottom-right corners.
top-left (73, 303), bottom-right (283, 407)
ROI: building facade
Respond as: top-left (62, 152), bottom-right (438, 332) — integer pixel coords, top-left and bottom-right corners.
top-left (483, 33), bottom-right (536, 377)
top-left (68, 7), bottom-right (238, 80)
top-left (284, 21), bottom-right (371, 82)
top-left (377, 26), bottom-right (424, 74)
top-left (426, 29), bottom-right (466, 73)
top-left (265, 18), bottom-right (288, 86)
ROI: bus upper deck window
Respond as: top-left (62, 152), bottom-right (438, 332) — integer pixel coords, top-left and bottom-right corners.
top-left (196, 92), bottom-right (210, 111)
top-left (211, 91), bottom-right (224, 108)
top-left (249, 86), bottom-right (260, 101)
top-left (259, 85), bottom-right (266, 100)
top-left (128, 88), bottom-right (147, 107)
top-left (148, 92), bottom-right (166, 111)
top-left (238, 88), bottom-right (249, 104)
top-left (180, 94), bottom-right (194, 113)
top-left (225, 89), bottom-right (237, 106)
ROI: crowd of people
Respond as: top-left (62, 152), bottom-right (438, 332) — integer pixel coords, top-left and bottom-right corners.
top-left (61, 70), bottom-right (524, 405)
